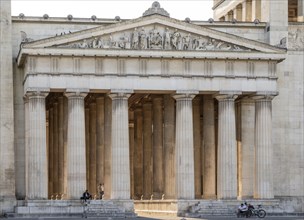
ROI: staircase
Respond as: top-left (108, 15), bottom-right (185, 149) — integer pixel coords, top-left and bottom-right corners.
top-left (186, 200), bottom-right (235, 217)
top-left (6, 199), bottom-right (136, 218)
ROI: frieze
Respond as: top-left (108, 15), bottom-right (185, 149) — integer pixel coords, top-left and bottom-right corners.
top-left (288, 26), bottom-right (304, 51)
top-left (58, 26), bottom-right (251, 52)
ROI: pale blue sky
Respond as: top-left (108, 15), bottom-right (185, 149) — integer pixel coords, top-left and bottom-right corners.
top-left (11, 0), bottom-right (214, 20)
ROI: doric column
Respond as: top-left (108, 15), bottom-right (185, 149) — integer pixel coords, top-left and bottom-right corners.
top-left (215, 94), bottom-right (238, 199)
top-left (164, 95), bottom-right (176, 199)
top-left (253, 94), bottom-right (274, 199)
top-left (202, 95), bottom-right (216, 199)
top-left (109, 92), bottom-right (131, 199)
top-left (143, 101), bottom-right (153, 199)
top-left (26, 91), bottom-right (49, 199)
top-left (252, 0), bottom-right (261, 21)
top-left (153, 96), bottom-right (164, 198)
top-left (65, 92), bottom-right (87, 199)
top-left (193, 97), bottom-right (201, 199)
top-left (85, 107), bottom-right (90, 190)
top-left (233, 4), bottom-right (242, 21)
top-left (173, 93), bottom-right (196, 199)
top-left (96, 96), bottom-right (105, 190)
top-left (89, 101), bottom-right (97, 195)
top-left (134, 107), bottom-right (144, 198)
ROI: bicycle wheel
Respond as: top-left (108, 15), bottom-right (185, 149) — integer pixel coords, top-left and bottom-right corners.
top-left (258, 209), bottom-right (266, 218)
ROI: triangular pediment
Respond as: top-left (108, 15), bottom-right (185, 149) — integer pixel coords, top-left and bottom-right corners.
top-left (21, 14), bottom-right (284, 54)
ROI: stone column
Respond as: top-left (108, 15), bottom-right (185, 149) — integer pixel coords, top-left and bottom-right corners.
top-left (193, 97), bottom-right (201, 199)
top-left (242, 0), bottom-right (253, 21)
top-left (65, 92), bottom-right (87, 199)
top-left (26, 91), bottom-right (49, 199)
top-left (215, 94), bottom-right (238, 199)
top-left (143, 101), bottom-right (153, 199)
top-left (104, 96), bottom-right (112, 199)
top-left (96, 96), bottom-right (105, 189)
top-left (134, 107), bottom-right (143, 198)
top-left (63, 97), bottom-right (68, 196)
top-left (85, 107), bottom-right (90, 189)
top-left (252, 0), bottom-right (261, 20)
top-left (237, 98), bottom-right (255, 198)
top-left (58, 96), bottom-right (64, 195)
top-left (48, 106), bottom-right (54, 197)
top-left (253, 95), bottom-right (274, 199)
top-left (53, 101), bottom-right (59, 195)
top-left (89, 101), bottom-right (97, 195)
top-left (129, 111), bottom-right (135, 198)
top-left (202, 95), bottom-right (216, 199)
top-left (173, 93), bottom-right (195, 199)
top-left (109, 93), bottom-right (131, 199)
top-left (164, 95), bottom-right (176, 199)
top-left (299, 0), bottom-right (304, 22)
top-left (233, 4), bottom-right (242, 21)
top-left (153, 96), bottom-right (164, 198)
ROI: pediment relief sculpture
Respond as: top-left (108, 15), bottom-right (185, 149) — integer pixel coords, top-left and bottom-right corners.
top-left (57, 25), bottom-right (251, 52)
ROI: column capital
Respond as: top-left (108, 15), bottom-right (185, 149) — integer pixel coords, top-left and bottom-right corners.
top-left (252, 92), bottom-right (278, 101)
top-left (108, 92), bottom-right (132, 100)
top-left (64, 91), bottom-right (87, 98)
top-left (25, 91), bottom-right (49, 98)
top-left (172, 93), bottom-right (196, 100)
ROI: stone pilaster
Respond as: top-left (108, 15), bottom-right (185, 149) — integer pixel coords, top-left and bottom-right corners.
top-left (109, 93), bottom-right (131, 199)
top-left (65, 92), bottom-right (87, 199)
top-left (143, 101), bottom-right (153, 199)
top-left (164, 95), bottom-right (176, 199)
top-left (202, 95), bottom-right (216, 199)
top-left (215, 94), bottom-right (238, 199)
top-left (26, 91), bottom-right (49, 199)
top-left (0, 0), bottom-right (16, 212)
top-left (253, 95), bottom-right (274, 199)
top-left (173, 93), bottom-right (196, 199)
top-left (153, 96), bottom-right (164, 198)
top-left (85, 107), bottom-right (90, 190)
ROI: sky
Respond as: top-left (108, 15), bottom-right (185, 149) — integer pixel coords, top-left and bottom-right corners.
top-left (11, 0), bottom-right (214, 21)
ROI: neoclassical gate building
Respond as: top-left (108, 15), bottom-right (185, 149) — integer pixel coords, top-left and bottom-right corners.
top-left (1, 0), bottom-right (303, 217)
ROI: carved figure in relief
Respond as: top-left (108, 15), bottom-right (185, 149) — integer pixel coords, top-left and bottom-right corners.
top-left (172, 29), bottom-right (181, 50)
top-left (149, 28), bottom-right (163, 49)
top-left (131, 28), bottom-right (139, 49)
top-left (92, 37), bottom-right (103, 48)
top-left (195, 37), bottom-right (208, 50)
top-left (164, 27), bottom-right (171, 49)
top-left (79, 39), bottom-right (89, 48)
top-left (183, 33), bottom-right (191, 50)
top-left (139, 27), bottom-right (148, 49)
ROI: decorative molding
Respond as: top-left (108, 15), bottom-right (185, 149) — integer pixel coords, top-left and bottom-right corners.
top-left (247, 61), bottom-right (255, 78)
top-left (225, 61), bottom-right (234, 77)
top-left (161, 59), bottom-right (169, 76)
top-left (183, 60), bottom-right (191, 77)
top-left (117, 59), bottom-right (125, 76)
top-left (268, 61), bottom-right (276, 78)
top-left (139, 59), bottom-right (147, 76)
top-left (28, 57), bottom-right (36, 73)
top-left (51, 57), bottom-right (59, 74)
top-left (204, 60), bottom-right (213, 77)
top-left (95, 58), bottom-right (103, 74)
top-left (142, 1), bottom-right (170, 17)
top-left (73, 58), bottom-right (81, 74)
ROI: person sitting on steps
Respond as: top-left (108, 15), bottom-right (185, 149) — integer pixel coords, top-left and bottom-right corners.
top-left (80, 189), bottom-right (92, 203)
